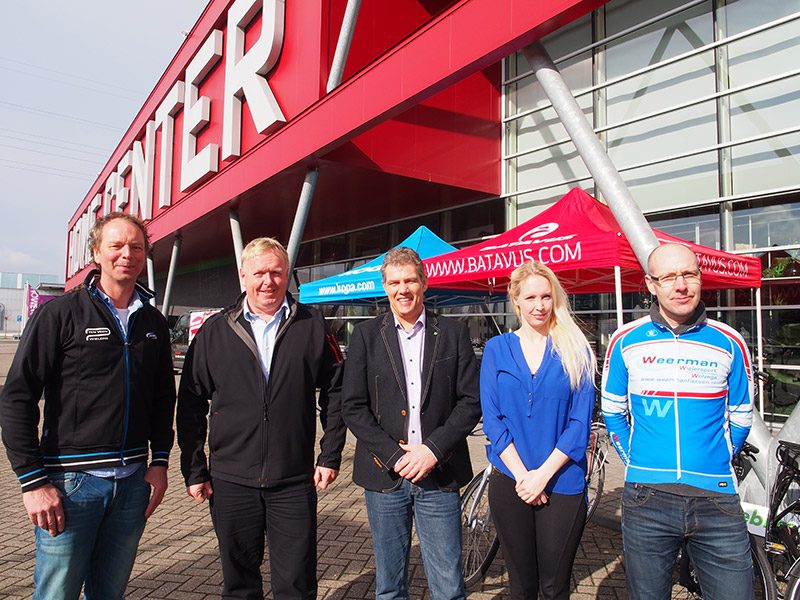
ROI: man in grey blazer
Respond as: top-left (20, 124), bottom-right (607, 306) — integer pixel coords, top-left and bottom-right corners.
top-left (342, 247), bottom-right (481, 600)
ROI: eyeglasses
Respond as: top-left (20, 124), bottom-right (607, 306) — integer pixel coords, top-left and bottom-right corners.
top-left (648, 269), bottom-right (701, 287)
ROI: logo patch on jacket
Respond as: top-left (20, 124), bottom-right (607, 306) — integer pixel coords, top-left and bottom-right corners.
top-left (146, 332), bottom-right (158, 340)
top-left (85, 327), bottom-right (111, 341)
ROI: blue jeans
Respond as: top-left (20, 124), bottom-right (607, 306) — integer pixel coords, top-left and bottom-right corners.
top-left (621, 483), bottom-right (754, 600)
top-left (32, 467), bottom-right (150, 600)
top-left (364, 479), bottom-right (464, 600)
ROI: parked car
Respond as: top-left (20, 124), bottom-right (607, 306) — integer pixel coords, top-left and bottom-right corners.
top-left (170, 309), bottom-right (220, 372)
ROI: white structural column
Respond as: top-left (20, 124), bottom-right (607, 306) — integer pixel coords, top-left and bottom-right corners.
top-left (229, 208), bottom-right (245, 292)
top-left (161, 236), bottom-right (182, 318)
top-left (523, 41), bottom-right (658, 270)
top-left (326, 0), bottom-right (362, 92)
top-left (146, 253), bottom-right (156, 307)
top-left (286, 168), bottom-right (319, 274)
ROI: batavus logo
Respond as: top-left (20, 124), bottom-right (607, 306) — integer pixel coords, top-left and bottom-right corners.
top-left (481, 222), bottom-right (575, 252)
top-left (85, 327), bottom-right (111, 341)
top-left (518, 222), bottom-right (560, 241)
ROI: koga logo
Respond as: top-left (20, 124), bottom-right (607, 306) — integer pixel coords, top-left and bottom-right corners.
top-left (85, 327), bottom-right (111, 341)
top-left (482, 222), bottom-right (576, 252)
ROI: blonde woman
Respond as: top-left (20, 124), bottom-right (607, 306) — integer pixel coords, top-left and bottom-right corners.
top-left (480, 261), bottom-right (595, 600)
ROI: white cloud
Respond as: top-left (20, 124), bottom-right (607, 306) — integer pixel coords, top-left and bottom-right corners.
top-left (0, 246), bottom-right (50, 275)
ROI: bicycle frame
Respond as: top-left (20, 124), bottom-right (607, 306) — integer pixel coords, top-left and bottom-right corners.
top-left (463, 464), bottom-right (492, 529)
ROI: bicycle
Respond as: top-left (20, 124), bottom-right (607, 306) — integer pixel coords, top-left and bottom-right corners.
top-left (760, 440), bottom-right (800, 599)
top-left (459, 418), bottom-right (608, 587)
top-left (672, 530), bottom-right (776, 600)
top-left (670, 442), bottom-right (777, 599)
top-left (585, 420), bottom-right (609, 522)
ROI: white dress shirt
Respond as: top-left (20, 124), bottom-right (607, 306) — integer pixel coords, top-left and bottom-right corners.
top-left (395, 312), bottom-right (425, 445)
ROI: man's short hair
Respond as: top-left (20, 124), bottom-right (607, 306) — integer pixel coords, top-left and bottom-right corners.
top-left (241, 237), bottom-right (289, 269)
top-left (88, 211), bottom-right (151, 256)
top-left (646, 242), bottom-right (698, 274)
top-left (381, 247), bottom-right (427, 283)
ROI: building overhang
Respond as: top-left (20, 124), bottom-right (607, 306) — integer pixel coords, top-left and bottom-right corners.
top-left (66, 0), bottom-right (606, 288)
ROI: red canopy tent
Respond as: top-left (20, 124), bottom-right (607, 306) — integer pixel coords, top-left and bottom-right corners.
top-left (424, 188), bottom-right (765, 411)
top-left (424, 187), bottom-right (761, 294)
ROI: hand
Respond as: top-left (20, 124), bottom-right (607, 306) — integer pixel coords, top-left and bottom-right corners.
top-left (395, 444), bottom-right (438, 483)
top-left (515, 469), bottom-right (550, 505)
top-left (22, 483), bottom-right (64, 537)
top-left (314, 466), bottom-right (339, 490)
top-left (143, 466), bottom-right (168, 518)
top-left (187, 481), bottom-right (213, 503)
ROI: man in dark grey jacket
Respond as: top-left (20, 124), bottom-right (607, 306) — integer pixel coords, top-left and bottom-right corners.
top-left (177, 237), bottom-right (345, 600)
top-left (342, 247), bottom-right (481, 600)
top-left (0, 212), bottom-right (176, 600)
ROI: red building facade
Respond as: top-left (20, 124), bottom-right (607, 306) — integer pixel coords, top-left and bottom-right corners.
top-left (65, 0), bottom-right (604, 298)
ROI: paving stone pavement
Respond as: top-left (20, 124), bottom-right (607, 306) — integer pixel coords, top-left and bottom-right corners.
top-left (0, 338), bottom-right (700, 599)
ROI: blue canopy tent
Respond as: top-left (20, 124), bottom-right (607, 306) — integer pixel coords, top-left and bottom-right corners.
top-left (298, 226), bottom-right (501, 306)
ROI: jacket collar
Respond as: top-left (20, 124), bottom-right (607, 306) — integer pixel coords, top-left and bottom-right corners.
top-left (649, 300), bottom-right (706, 335)
top-left (379, 309), bottom-right (440, 405)
top-left (230, 291), bottom-right (297, 325)
top-left (83, 269), bottom-right (156, 304)
top-left (223, 292), bottom-right (298, 366)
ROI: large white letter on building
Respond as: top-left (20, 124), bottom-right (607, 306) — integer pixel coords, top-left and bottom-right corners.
top-left (154, 81), bottom-right (185, 208)
top-left (222, 0), bottom-right (286, 159)
top-left (180, 30), bottom-right (223, 191)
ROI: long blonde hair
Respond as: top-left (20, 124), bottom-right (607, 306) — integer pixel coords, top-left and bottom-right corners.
top-left (508, 261), bottom-right (595, 389)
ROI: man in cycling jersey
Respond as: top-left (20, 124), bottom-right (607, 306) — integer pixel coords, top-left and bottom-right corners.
top-left (602, 242), bottom-right (754, 600)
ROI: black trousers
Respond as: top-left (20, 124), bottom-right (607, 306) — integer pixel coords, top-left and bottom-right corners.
top-left (488, 470), bottom-right (586, 600)
top-left (209, 477), bottom-right (318, 600)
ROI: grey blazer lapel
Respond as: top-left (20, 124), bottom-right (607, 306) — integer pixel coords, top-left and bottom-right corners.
top-left (420, 311), bottom-right (440, 407)
top-left (379, 312), bottom-right (407, 400)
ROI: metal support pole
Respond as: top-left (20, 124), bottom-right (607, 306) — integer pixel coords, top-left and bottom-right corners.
top-left (326, 0), bottom-right (362, 93)
top-left (479, 303), bottom-right (503, 336)
top-left (229, 208), bottom-right (245, 292)
top-left (146, 253), bottom-right (156, 307)
top-left (286, 168), bottom-right (319, 274)
top-left (161, 235), bottom-right (181, 318)
top-left (614, 266), bottom-right (624, 328)
top-left (756, 288), bottom-right (765, 421)
top-left (523, 41), bottom-right (658, 270)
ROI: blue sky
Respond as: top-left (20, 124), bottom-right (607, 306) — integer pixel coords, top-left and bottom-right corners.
top-left (0, 2), bottom-right (208, 278)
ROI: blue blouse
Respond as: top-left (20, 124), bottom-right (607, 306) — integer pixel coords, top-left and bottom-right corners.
top-left (479, 333), bottom-right (594, 495)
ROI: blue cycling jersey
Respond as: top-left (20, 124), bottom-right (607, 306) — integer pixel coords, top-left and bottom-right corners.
top-left (601, 311), bottom-right (753, 494)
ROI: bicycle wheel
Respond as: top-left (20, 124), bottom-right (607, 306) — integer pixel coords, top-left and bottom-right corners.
top-left (671, 535), bottom-right (777, 599)
top-left (585, 428), bottom-right (606, 523)
top-left (784, 556), bottom-right (800, 600)
top-left (460, 471), bottom-right (500, 588)
top-left (751, 536), bottom-right (778, 600)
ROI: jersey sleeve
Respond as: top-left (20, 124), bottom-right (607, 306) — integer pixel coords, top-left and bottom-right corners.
top-left (601, 330), bottom-right (632, 465)
top-left (726, 331), bottom-right (753, 454)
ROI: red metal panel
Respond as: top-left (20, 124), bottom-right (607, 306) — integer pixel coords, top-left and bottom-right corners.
top-left (335, 64), bottom-right (500, 192)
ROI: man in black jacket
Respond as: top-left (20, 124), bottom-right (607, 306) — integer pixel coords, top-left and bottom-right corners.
top-left (0, 212), bottom-right (176, 600)
top-left (177, 237), bottom-right (345, 600)
top-left (342, 247), bottom-right (481, 600)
